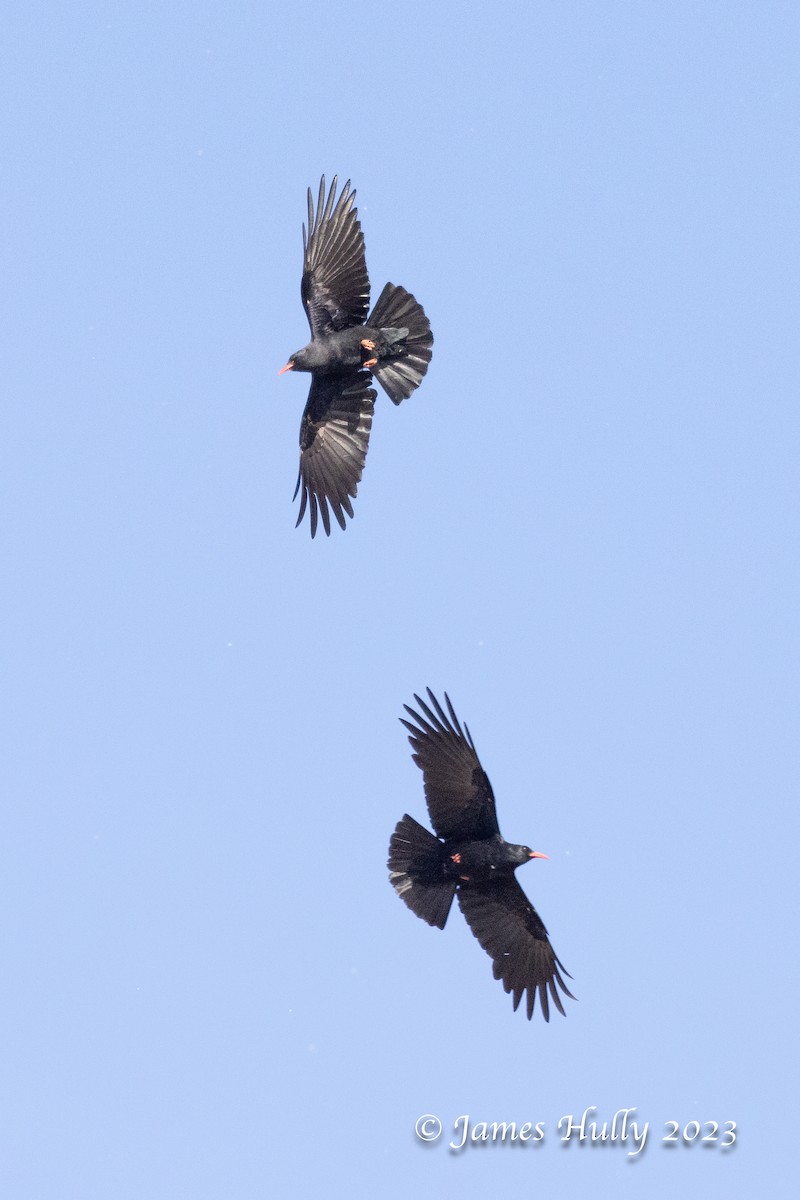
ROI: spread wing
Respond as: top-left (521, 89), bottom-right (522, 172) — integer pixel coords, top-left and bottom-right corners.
top-left (401, 690), bottom-right (499, 841)
top-left (294, 371), bottom-right (375, 537)
top-left (458, 877), bottom-right (575, 1021)
top-left (301, 176), bottom-right (370, 338)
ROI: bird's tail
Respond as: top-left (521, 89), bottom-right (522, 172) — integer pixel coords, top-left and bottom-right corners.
top-left (387, 814), bottom-right (455, 929)
top-left (368, 283), bottom-right (433, 405)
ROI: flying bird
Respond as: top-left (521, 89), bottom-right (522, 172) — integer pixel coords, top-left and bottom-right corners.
top-left (280, 176), bottom-right (433, 536)
top-left (388, 690), bottom-right (575, 1021)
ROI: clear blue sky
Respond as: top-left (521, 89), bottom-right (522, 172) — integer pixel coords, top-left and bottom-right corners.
top-left (2, 2), bottom-right (797, 1196)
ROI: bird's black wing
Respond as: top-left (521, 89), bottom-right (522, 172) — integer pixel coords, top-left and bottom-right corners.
top-left (294, 370), bottom-right (375, 537)
top-left (458, 877), bottom-right (575, 1021)
top-left (401, 690), bottom-right (499, 842)
top-left (301, 176), bottom-right (370, 338)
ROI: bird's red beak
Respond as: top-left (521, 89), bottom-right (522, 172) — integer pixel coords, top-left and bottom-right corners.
top-left (278, 362), bottom-right (294, 375)
top-left (528, 851), bottom-right (549, 860)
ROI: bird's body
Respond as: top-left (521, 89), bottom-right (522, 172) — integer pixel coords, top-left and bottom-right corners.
top-left (283, 323), bottom-right (410, 376)
top-left (444, 836), bottom-right (535, 880)
top-left (388, 690), bottom-right (575, 1022)
top-left (280, 176), bottom-right (433, 536)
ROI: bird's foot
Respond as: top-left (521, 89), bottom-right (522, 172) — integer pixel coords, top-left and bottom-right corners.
top-left (360, 338), bottom-right (378, 369)
top-left (450, 852), bottom-right (462, 864)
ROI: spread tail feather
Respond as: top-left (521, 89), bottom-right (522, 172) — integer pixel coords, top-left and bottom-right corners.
top-left (368, 283), bottom-right (433, 405)
top-left (387, 814), bottom-right (454, 929)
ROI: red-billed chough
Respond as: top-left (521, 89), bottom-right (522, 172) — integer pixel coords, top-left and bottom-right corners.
top-left (280, 176), bottom-right (433, 536)
top-left (388, 690), bottom-right (575, 1022)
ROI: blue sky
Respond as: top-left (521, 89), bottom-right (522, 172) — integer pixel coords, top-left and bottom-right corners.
top-left (2, 2), bottom-right (797, 1196)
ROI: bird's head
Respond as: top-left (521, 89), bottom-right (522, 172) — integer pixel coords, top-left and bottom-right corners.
top-left (279, 345), bottom-right (316, 375)
top-left (515, 845), bottom-right (549, 867)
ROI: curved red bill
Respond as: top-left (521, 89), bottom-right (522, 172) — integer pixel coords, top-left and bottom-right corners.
top-left (278, 362), bottom-right (294, 375)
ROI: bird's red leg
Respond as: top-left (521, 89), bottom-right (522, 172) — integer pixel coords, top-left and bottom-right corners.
top-left (360, 338), bottom-right (378, 369)
top-left (449, 851), bottom-right (469, 881)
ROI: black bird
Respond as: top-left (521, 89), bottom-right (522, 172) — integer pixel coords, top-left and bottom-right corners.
top-left (280, 176), bottom-right (433, 536)
top-left (388, 690), bottom-right (575, 1021)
